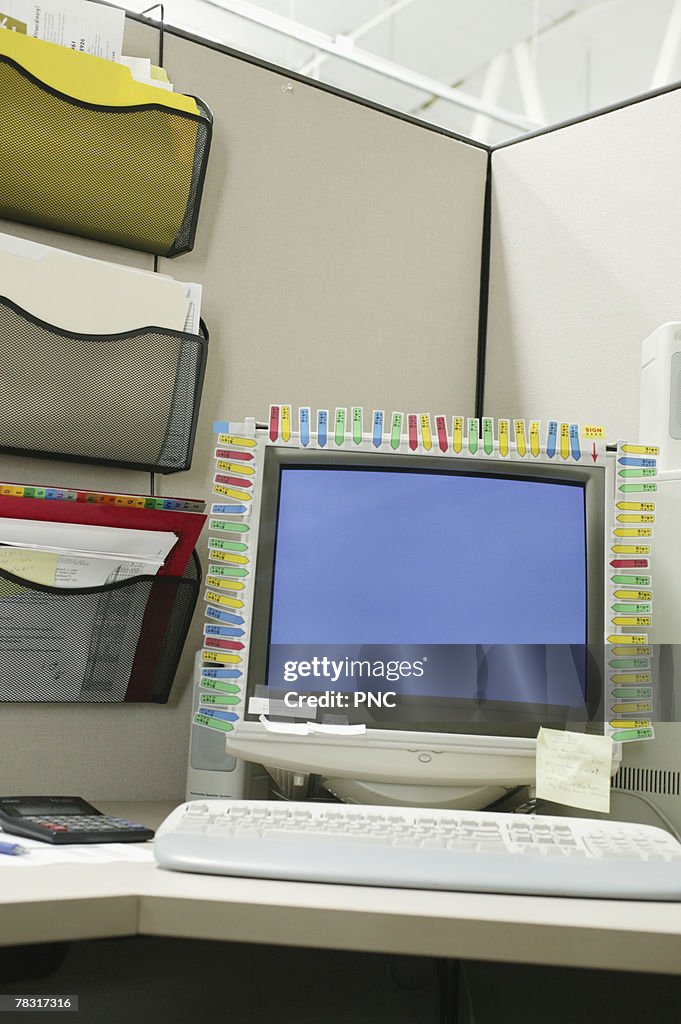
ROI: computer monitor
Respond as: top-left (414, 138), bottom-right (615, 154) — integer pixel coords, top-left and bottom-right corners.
top-left (225, 435), bottom-right (607, 809)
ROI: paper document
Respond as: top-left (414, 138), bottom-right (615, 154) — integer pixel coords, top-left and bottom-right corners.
top-left (0, 547), bottom-right (152, 587)
top-left (0, 829), bottom-right (154, 866)
top-left (535, 728), bottom-right (613, 813)
top-left (0, 233), bottom-right (201, 335)
top-left (0, 518), bottom-right (177, 565)
top-left (0, 0), bottom-right (124, 61)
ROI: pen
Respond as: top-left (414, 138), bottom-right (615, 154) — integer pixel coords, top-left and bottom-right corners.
top-left (0, 840), bottom-right (27, 856)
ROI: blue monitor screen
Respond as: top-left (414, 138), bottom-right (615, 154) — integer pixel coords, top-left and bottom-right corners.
top-left (263, 464), bottom-right (591, 729)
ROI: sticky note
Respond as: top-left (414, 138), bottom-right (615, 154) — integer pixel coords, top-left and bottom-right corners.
top-left (535, 728), bottom-right (613, 813)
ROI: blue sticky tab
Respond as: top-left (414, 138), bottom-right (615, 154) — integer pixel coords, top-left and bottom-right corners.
top-left (211, 504), bottom-right (247, 515)
top-left (318, 409), bottom-right (328, 447)
top-left (569, 424), bottom-right (581, 461)
top-left (547, 421), bottom-right (558, 458)
top-left (300, 407), bottom-right (310, 447)
top-left (373, 411), bottom-right (384, 448)
top-left (619, 457), bottom-right (657, 468)
top-left (213, 421), bottom-right (231, 433)
top-left (206, 607), bottom-right (245, 625)
top-left (204, 624), bottom-right (245, 637)
top-left (199, 667), bottom-right (243, 680)
top-left (197, 707), bottom-right (239, 722)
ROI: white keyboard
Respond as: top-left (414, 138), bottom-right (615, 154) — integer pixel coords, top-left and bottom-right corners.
top-left (154, 800), bottom-right (681, 900)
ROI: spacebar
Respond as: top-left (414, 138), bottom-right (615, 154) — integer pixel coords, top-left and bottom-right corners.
top-left (153, 833), bottom-right (681, 899)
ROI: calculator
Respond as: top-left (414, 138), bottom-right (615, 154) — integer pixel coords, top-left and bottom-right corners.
top-left (0, 796), bottom-right (155, 844)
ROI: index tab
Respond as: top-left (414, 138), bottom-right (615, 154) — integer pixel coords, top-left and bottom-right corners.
top-left (468, 418), bottom-right (479, 455)
top-left (535, 728), bottom-right (613, 813)
top-left (482, 417), bottom-right (494, 455)
top-left (390, 412), bottom-right (403, 450)
top-left (435, 415), bottom-right (449, 452)
top-left (408, 414), bottom-right (418, 451)
top-left (621, 443), bottom-right (659, 456)
top-left (452, 416), bottom-right (464, 454)
top-left (546, 420), bottom-right (558, 458)
top-left (560, 423), bottom-right (570, 459)
top-left (334, 408), bottom-right (346, 446)
top-left (372, 410), bottom-right (384, 448)
top-left (317, 409), bottom-right (328, 447)
top-left (352, 407), bottom-right (363, 445)
top-left (217, 434), bottom-right (257, 448)
top-left (514, 419), bottom-right (526, 458)
top-left (498, 419), bottom-right (509, 457)
top-left (299, 407), bottom-right (311, 447)
top-left (420, 414), bottom-right (433, 451)
top-left (269, 405), bottom-right (280, 442)
top-left (281, 405), bottom-right (291, 442)
top-left (569, 424), bottom-right (581, 461)
top-left (529, 420), bottom-right (540, 457)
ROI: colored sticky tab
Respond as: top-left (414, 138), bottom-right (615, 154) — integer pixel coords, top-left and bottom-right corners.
top-left (468, 418), bottom-right (479, 455)
top-left (611, 688), bottom-right (653, 699)
top-left (609, 673), bottom-right (652, 684)
top-left (206, 576), bottom-right (245, 591)
top-left (529, 420), bottom-right (540, 457)
top-left (569, 424), bottom-right (580, 460)
top-left (216, 461), bottom-right (255, 476)
top-left (408, 414), bottom-right (418, 451)
top-left (335, 408), bottom-right (346, 446)
top-left (201, 679), bottom-right (242, 693)
top-left (611, 546), bottom-right (650, 555)
top-left (420, 414), bottom-right (433, 451)
top-left (619, 457), bottom-right (657, 468)
top-left (482, 417), bottom-right (494, 455)
top-left (610, 719), bottom-right (652, 730)
top-left (436, 415), bottom-right (449, 453)
top-left (194, 714), bottom-right (234, 733)
top-left (205, 590), bottom-right (244, 608)
top-left (621, 444), bottom-right (660, 455)
top-left (352, 407), bottom-right (363, 445)
top-left (372, 410), bottom-right (384, 448)
top-left (204, 636), bottom-right (245, 651)
top-left (269, 405), bottom-right (279, 442)
top-left (611, 616), bottom-right (652, 627)
top-left (317, 409), bottom-right (328, 447)
top-left (280, 405), bottom-right (291, 442)
top-left (201, 666), bottom-right (242, 680)
top-left (498, 419), bottom-right (509, 457)
top-left (608, 727), bottom-right (654, 742)
top-left (209, 538), bottom-right (248, 552)
top-left (215, 449), bottom-right (254, 462)
top-left (214, 473), bottom-right (253, 488)
top-left (610, 575), bottom-right (651, 587)
top-left (453, 416), bottom-right (464, 454)
top-left (613, 590), bottom-right (652, 601)
top-left (617, 502), bottom-right (655, 512)
top-left (218, 488), bottom-right (251, 503)
top-left (204, 623), bottom-right (244, 638)
top-left (209, 549), bottom-right (248, 564)
top-left (612, 604), bottom-right (651, 615)
top-left (217, 434), bottom-right (257, 448)
top-left (582, 425), bottom-right (606, 439)
top-left (560, 423), bottom-right (570, 459)
top-left (299, 407), bottom-right (311, 447)
top-left (391, 412), bottom-right (403, 450)
top-left (199, 693), bottom-right (241, 706)
top-left (209, 521), bottom-right (250, 534)
top-left (201, 649), bottom-right (241, 664)
top-left (211, 503), bottom-right (247, 515)
top-left (614, 528), bottom-right (652, 538)
top-left (607, 634), bottom-right (648, 645)
top-left (610, 702), bottom-right (653, 714)
top-left (206, 607), bottom-right (244, 625)
top-left (609, 658), bottom-right (650, 669)
top-left (513, 419), bottom-right (526, 457)
top-left (535, 728), bottom-right (612, 813)
top-left (618, 468), bottom-right (657, 478)
top-left (546, 421), bottom-right (558, 458)
top-left (610, 645), bottom-right (652, 656)
top-left (617, 514), bottom-right (655, 524)
top-left (618, 482), bottom-right (657, 493)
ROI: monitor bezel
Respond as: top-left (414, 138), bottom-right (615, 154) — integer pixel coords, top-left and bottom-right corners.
top-left (246, 446), bottom-right (606, 739)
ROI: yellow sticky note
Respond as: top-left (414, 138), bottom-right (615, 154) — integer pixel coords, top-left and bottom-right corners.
top-left (535, 728), bottom-right (613, 813)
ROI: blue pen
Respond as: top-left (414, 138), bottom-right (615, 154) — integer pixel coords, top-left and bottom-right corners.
top-left (0, 840), bottom-right (27, 856)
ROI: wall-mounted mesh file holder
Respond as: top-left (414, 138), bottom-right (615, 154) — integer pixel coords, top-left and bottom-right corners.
top-left (0, 297), bottom-right (208, 473)
top-left (0, 32), bottom-right (212, 257)
top-left (0, 552), bottom-right (201, 704)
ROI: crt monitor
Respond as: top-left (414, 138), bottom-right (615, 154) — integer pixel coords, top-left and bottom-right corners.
top-left (226, 443), bottom-right (607, 809)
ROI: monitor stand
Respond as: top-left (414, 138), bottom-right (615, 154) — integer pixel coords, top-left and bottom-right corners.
top-left (323, 776), bottom-right (511, 810)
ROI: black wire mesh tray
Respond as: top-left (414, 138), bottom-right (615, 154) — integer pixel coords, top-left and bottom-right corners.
top-left (0, 49), bottom-right (212, 256)
top-left (0, 551), bottom-right (201, 703)
top-left (0, 296), bottom-right (208, 473)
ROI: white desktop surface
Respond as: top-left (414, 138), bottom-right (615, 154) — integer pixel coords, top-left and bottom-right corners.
top-left (1, 802), bottom-right (681, 975)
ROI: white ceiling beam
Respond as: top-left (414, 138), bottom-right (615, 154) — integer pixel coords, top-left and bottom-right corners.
top-left (202, 0), bottom-right (538, 130)
top-left (298, 0), bottom-right (419, 79)
top-left (512, 40), bottom-right (546, 123)
top-left (651, 0), bottom-right (681, 88)
top-left (470, 54), bottom-right (510, 145)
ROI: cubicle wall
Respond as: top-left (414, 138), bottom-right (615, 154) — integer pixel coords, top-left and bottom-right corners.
top-left (0, 16), bottom-right (487, 800)
top-left (484, 87), bottom-right (681, 438)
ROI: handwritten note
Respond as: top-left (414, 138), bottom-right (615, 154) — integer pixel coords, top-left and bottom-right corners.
top-left (535, 728), bottom-right (613, 813)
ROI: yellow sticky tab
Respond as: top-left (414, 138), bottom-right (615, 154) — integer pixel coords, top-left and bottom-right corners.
top-left (612, 616), bottom-right (652, 627)
top-left (215, 461), bottom-right (255, 475)
top-left (420, 414), bottom-right (432, 451)
top-left (616, 502), bottom-right (655, 512)
top-left (514, 419), bottom-right (527, 457)
top-left (217, 434), bottom-right (257, 448)
top-left (453, 417), bottom-right (463, 454)
top-left (206, 576), bottom-right (245, 591)
top-left (621, 444), bottom-right (660, 455)
top-left (581, 425), bottom-right (606, 438)
top-left (614, 528), bottom-right (652, 537)
top-left (498, 419), bottom-right (509, 457)
top-left (611, 545), bottom-right (650, 555)
top-left (611, 702), bottom-right (653, 714)
top-left (560, 423), bottom-right (570, 459)
top-left (201, 650), bottom-right (241, 665)
top-left (616, 514), bottom-right (655, 524)
top-left (281, 406), bottom-right (291, 442)
top-left (209, 550), bottom-right (249, 564)
top-left (608, 634), bottom-right (648, 645)
top-left (204, 590), bottom-right (244, 608)
top-left (530, 420), bottom-right (540, 457)
top-left (613, 590), bottom-right (652, 601)
top-left (610, 719), bottom-right (652, 730)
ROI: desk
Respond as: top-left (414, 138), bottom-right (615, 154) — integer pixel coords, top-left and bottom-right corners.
top-left (1, 802), bottom-right (681, 976)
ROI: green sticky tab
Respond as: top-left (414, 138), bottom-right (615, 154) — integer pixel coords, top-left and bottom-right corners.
top-left (200, 679), bottom-right (241, 694)
top-left (209, 565), bottom-right (248, 578)
top-left (468, 418), bottom-right (479, 454)
top-left (199, 693), bottom-right (241, 706)
top-left (608, 659), bottom-right (650, 670)
top-left (618, 468), bottom-right (657, 478)
top-left (611, 687), bottom-right (653, 699)
top-left (194, 714), bottom-right (234, 732)
top-left (209, 520), bottom-right (250, 533)
top-left (610, 575), bottom-right (651, 586)
top-left (612, 603), bottom-right (652, 614)
top-left (391, 414), bottom-right (402, 450)
top-left (482, 418), bottom-right (493, 455)
top-left (618, 483), bottom-right (657, 493)
top-left (612, 727), bottom-right (654, 741)
top-left (352, 408), bottom-right (363, 444)
top-left (335, 409), bottom-right (346, 446)
top-left (209, 538), bottom-right (248, 552)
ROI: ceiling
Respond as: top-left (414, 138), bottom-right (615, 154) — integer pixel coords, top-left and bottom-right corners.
top-left (126, 0), bottom-right (681, 144)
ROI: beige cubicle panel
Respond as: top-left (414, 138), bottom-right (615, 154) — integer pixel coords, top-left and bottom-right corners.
top-left (0, 17), bottom-right (488, 800)
top-left (485, 86), bottom-right (681, 440)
